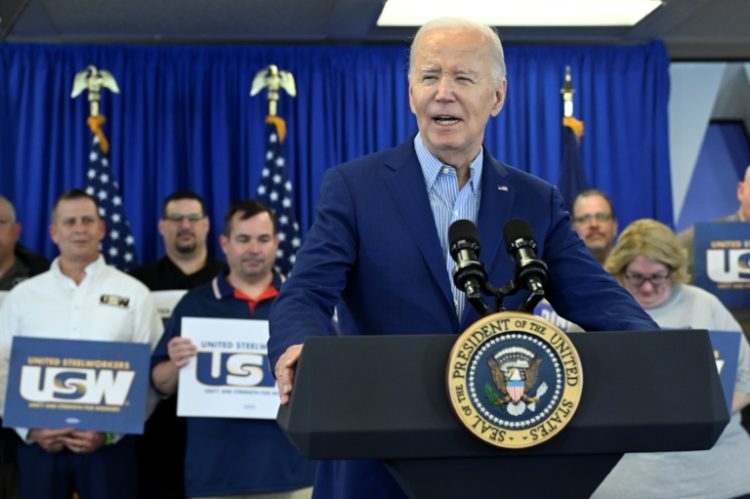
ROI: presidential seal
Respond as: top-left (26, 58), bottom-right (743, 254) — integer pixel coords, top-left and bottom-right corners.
top-left (447, 312), bottom-right (583, 449)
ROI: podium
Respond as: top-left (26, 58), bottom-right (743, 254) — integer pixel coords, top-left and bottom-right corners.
top-left (278, 330), bottom-right (728, 498)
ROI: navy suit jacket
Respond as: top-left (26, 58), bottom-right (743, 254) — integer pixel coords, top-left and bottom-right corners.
top-left (269, 137), bottom-right (657, 499)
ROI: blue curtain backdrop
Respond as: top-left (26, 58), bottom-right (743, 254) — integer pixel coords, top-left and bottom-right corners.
top-left (0, 41), bottom-right (671, 263)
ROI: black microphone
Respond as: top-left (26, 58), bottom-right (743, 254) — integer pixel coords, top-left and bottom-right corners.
top-left (448, 219), bottom-right (487, 300)
top-left (503, 218), bottom-right (549, 295)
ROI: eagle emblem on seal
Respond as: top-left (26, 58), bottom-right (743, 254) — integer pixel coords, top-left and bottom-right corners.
top-left (485, 346), bottom-right (548, 416)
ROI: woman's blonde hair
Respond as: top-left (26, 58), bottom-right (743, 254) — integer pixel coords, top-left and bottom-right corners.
top-left (604, 218), bottom-right (689, 285)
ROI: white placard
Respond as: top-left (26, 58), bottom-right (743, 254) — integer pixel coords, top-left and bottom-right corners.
top-left (152, 290), bottom-right (189, 321)
top-left (177, 317), bottom-right (279, 419)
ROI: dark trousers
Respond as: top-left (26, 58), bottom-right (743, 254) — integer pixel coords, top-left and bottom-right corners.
top-left (0, 426), bottom-right (20, 499)
top-left (136, 396), bottom-right (186, 499)
top-left (17, 435), bottom-right (137, 499)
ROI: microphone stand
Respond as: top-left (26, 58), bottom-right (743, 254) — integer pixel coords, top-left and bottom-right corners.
top-left (468, 275), bottom-right (545, 316)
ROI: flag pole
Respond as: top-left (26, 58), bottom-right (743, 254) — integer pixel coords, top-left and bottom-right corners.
top-left (71, 65), bottom-right (138, 270)
top-left (250, 64), bottom-right (301, 277)
top-left (558, 66), bottom-right (588, 213)
top-left (561, 66), bottom-right (583, 141)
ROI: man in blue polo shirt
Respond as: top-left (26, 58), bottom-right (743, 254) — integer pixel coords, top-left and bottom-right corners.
top-left (151, 199), bottom-right (315, 498)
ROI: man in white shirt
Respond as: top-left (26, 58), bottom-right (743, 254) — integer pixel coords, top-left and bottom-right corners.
top-left (0, 189), bottom-right (163, 499)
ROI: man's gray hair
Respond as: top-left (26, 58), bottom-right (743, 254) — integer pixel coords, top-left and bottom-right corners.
top-left (408, 17), bottom-right (506, 88)
top-left (0, 196), bottom-right (16, 223)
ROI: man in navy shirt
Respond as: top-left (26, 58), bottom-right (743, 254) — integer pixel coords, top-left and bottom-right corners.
top-left (151, 199), bottom-right (315, 498)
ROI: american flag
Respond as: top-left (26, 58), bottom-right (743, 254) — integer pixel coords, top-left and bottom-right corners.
top-left (558, 116), bottom-right (588, 214)
top-left (84, 134), bottom-right (138, 270)
top-left (256, 117), bottom-right (301, 277)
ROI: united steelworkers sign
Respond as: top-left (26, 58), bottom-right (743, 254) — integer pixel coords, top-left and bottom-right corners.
top-left (177, 318), bottom-right (280, 419)
top-left (694, 223), bottom-right (750, 309)
top-left (3, 337), bottom-right (150, 434)
top-left (447, 312), bottom-right (583, 449)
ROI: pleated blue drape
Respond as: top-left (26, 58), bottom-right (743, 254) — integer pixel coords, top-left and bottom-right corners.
top-left (0, 41), bottom-right (670, 263)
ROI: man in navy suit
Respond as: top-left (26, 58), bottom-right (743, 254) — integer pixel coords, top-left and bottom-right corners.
top-left (269, 17), bottom-right (657, 499)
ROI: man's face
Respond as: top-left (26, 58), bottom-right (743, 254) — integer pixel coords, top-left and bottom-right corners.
top-left (158, 199), bottom-right (209, 256)
top-left (408, 27), bottom-right (505, 166)
top-left (220, 212), bottom-right (279, 283)
top-left (0, 202), bottom-right (20, 265)
top-left (572, 195), bottom-right (618, 257)
top-left (737, 167), bottom-right (750, 221)
top-left (622, 254), bottom-right (673, 309)
top-left (49, 198), bottom-right (104, 264)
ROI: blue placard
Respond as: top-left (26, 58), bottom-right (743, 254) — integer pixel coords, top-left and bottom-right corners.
top-left (3, 337), bottom-right (150, 434)
top-left (694, 223), bottom-right (750, 309)
top-left (708, 330), bottom-right (741, 414)
top-left (532, 300), bottom-right (573, 332)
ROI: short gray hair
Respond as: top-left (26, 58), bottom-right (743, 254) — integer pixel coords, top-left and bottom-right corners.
top-left (0, 196), bottom-right (16, 223)
top-left (408, 17), bottom-right (506, 88)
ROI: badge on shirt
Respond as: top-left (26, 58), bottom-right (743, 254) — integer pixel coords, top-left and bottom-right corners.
top-left (100, 294), bottom-right (130, 308)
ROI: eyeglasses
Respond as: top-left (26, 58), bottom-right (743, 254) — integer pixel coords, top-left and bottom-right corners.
top-left (164, 213), bottom-right (204, 222)
top-left (573, 212), bottom-right (613, 224)
top-left (623, 271), bottom-right (671, 287)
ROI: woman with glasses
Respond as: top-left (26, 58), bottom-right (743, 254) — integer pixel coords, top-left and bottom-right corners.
top-left (592, 218), bottom-right (750, 499)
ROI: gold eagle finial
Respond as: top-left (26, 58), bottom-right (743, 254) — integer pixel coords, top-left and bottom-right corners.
top-left (250, 64), bottom-right (296, 117)
top-left (71, 65), bottom-right (120, 117)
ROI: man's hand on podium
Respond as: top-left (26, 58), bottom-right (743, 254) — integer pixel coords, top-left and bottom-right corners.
top-left (275, 344), bottom-right (303, 405)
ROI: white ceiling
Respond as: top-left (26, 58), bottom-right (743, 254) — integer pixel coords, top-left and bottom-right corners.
top-left (1, 0), bottom-right (749, 60)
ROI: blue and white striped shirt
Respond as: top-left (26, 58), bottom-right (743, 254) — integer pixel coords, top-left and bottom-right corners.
top-left (414, 134), bottom-right (483, 321)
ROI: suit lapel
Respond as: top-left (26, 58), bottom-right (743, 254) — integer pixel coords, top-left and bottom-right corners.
top-left (477, 151), bottom-right (515, 271)
top-left (460, 150), bottom-right (516, 327)
top-left (383, 140), bottom-right (456, 316)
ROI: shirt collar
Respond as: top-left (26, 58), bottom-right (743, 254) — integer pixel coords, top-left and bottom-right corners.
top-left (414, 133), bottom-right (484, 192)
top-left (51, 255), bottom-right (105, 283)
top-left (211, 270), bottom-right (282, 301)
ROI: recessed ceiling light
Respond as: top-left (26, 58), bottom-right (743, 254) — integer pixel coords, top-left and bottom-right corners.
top-left (377, 0), bottom-right (662, 27)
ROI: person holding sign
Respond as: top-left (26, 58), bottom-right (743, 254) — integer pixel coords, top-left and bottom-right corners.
top-left (0, 189), bottom-right (163, 499)
top-left (593, 218), bottom-right (750, 499)
top-left (150, 199), bottom-right (315, 499)
top-left (678, 164), bottom-right (750, 281)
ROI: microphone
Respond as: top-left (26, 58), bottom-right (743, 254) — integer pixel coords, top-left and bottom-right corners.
top-left (503, 219), bottom-right (549, 295)
top-left (448, 219), bottom-right (487, 300)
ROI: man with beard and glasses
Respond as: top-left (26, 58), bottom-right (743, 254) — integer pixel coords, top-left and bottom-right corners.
top-left (150, 199), bottom-right (316, 499)
top-left (571, 189), bottom-right (618, 266)
top-left (130, 190), bottom-right (225, 499)
top-left (130, 190), bottom-right (225, 291)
